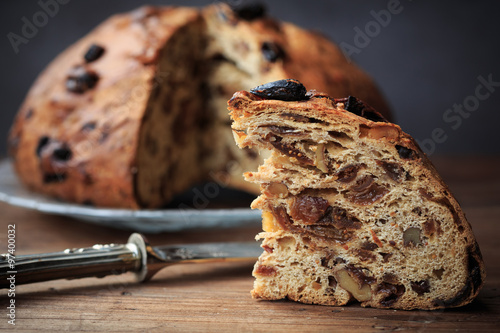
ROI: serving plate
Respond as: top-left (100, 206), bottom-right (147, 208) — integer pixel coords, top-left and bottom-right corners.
top-left (0, 160), bottom-right (261, 232)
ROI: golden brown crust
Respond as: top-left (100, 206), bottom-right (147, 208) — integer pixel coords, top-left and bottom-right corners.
top-left (229, 82), bottom-right (485, 310)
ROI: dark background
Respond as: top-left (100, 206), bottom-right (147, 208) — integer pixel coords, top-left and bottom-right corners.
top-left (1, 0), bottom-right (499, 158)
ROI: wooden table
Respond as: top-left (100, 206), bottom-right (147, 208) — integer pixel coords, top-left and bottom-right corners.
top-left (1, 156), bottom-right (499, 332)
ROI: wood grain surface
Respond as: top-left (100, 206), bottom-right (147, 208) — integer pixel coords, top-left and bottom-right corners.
top-left (0, 156), bottom-right (499, 332)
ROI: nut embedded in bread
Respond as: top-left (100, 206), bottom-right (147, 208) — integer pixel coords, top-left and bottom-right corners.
top-left (228, 79), bottom-right (485, 310)
top-left (8, 3), bottom-right (391, 208)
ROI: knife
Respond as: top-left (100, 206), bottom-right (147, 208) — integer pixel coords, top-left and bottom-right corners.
top-left (0, 233), bottom-right (262, 288)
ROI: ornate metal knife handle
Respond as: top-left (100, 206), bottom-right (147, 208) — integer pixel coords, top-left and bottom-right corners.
top-left (0, 234), bottom-right (158, 288)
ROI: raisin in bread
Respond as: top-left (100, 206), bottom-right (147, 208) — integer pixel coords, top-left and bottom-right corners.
top-left (228, 79), bottom-right (485, 310)
top-left (8, 3), bottom-right (390, 208)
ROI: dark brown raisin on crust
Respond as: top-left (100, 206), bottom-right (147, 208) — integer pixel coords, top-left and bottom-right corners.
top-left (66, 67), bottom-right (99, 94)
top-left (411, 280), bottom-right (431, 295)
top-left (261, 41), bottom-right (285, 62)
top-left (52, 145), bottom-right (72, 161)
top-left (250, 79), bottom-right (307, 101)
top-left (230, 2), bottom-right (266, 21)
top-left (84, 44), bottom-right (105, 63)
top-left (36, 136), bottom-right (50, 157)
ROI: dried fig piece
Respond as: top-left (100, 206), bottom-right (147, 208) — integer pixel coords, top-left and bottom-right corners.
top-left (254, 264), bottom-right (277, 276)
top-left (268, 136), bottom-right (313, 165)
top-left (250, 79), bottom-right (307, 101)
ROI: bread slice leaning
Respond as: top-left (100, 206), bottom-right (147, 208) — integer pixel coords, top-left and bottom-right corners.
top-left (228, 79), bottom-right (485, 310)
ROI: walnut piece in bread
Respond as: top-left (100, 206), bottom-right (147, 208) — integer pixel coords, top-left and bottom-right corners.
top-left (229, 79), bottom-right (485, 310)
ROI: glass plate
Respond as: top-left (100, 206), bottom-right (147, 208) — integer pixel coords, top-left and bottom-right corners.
top-left (0, 160), bottom-right (261, 232)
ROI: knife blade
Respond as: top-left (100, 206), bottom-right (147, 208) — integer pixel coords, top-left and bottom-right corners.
top-left (0, 233), bottom-right (262, 288)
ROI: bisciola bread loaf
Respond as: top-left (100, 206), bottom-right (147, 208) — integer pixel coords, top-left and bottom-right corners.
top-left (8, 3), bottom-right (391, 208)
top-left (228, 79), bottom-right (485, 310)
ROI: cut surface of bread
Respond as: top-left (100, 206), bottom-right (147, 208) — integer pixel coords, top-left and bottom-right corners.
top-left (8, 4), bottom-right (392, 208)
top-left (228, 79), bottom-right (485, 310)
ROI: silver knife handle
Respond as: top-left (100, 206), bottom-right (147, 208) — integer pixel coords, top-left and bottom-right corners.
top-left (0, 242), bottom-right (142, 288)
